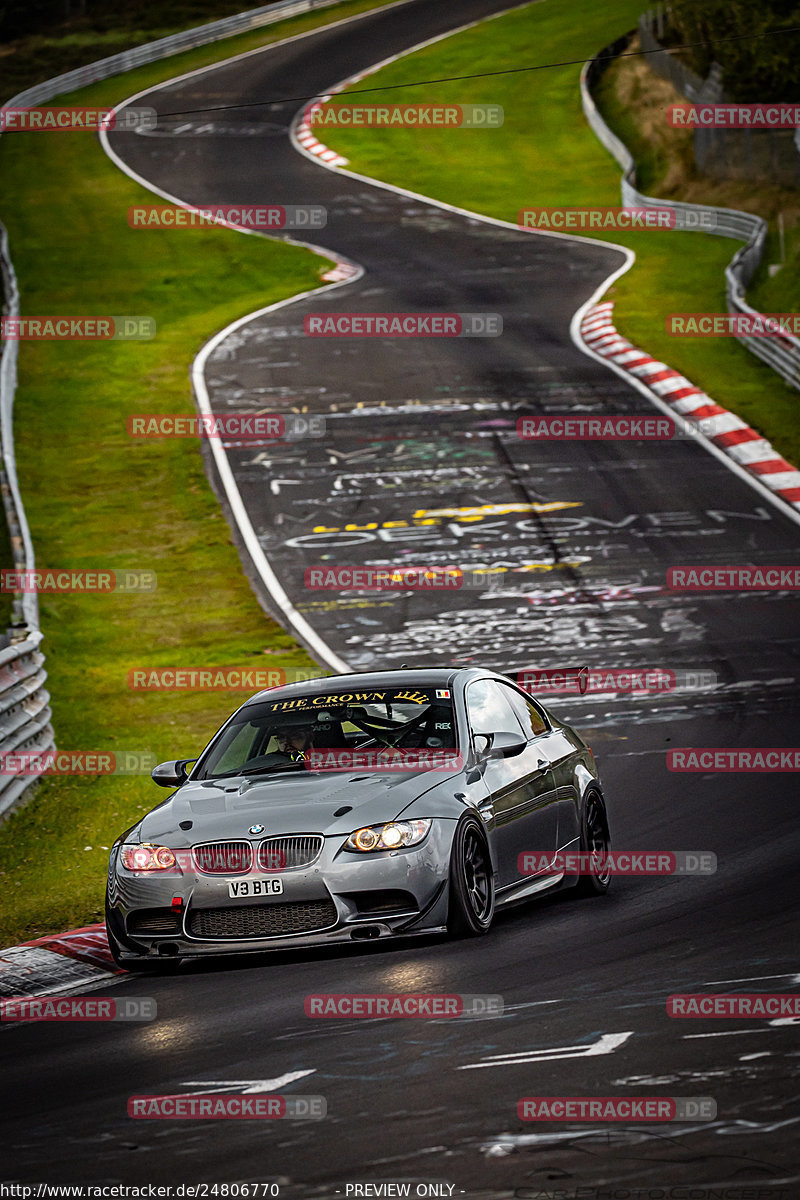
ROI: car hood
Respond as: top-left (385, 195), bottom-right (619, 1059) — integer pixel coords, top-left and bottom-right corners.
top-left (138, 769), bottom-right (447, 846)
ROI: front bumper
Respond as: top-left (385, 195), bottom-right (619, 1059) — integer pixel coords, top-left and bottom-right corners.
top-left (107, 823), bottom-right (454, 959)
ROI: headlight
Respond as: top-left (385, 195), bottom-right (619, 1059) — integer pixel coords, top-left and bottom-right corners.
top-left (345, 820), bottom-right (431, 853)
top-left (120, 843), bottom-right (177, 871)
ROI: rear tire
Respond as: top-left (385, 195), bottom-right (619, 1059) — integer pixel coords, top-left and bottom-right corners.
top-left (446, 816), bottom-right (495, 936)
top-left (575, 789), bottom-right (612, 896)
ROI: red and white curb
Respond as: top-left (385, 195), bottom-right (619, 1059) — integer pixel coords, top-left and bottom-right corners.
top-left (0, 924), bottom-right (121, 1001)
top-left (581, 302), bottom-right (800, 512)
top-left (295, 101), bottom-right (349, 168)
top-left (295, 60), bottom-right (389, 171)
top-left (320, 260), bottom-right (359, 283)
top-left (295, 84), bottom-right (352, 168)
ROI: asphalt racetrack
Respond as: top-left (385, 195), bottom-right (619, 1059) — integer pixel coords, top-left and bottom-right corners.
top-left (4, 0), bottom-right (799, 1194)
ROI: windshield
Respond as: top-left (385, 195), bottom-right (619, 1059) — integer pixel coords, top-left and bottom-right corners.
top-left (193, 685), bottom-right (457, 779)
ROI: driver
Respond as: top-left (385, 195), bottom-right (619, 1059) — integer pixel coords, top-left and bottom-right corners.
top-left (272, 725), bottom-right (313, 763)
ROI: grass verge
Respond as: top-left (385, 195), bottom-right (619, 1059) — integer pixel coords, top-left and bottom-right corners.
top-left (0, 0), bottom-right (399, 947)
top-left (317, 0), bottom-right (800, 463)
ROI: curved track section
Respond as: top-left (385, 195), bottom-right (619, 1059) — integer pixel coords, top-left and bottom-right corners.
top-left (101, 1), bottom-right (800, 705)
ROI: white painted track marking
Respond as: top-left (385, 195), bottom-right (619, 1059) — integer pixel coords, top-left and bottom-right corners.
top-left (458, 1030), bottom-right (633, 1068)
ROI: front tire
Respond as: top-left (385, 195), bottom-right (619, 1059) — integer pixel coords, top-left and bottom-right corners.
top-left (575, 789), bottom-right (612, 896)
top-left (447, 816), bottom-right (495, 936)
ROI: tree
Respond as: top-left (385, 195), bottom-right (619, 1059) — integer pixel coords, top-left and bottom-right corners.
top-left (662, 0), bottom-right (800, 101)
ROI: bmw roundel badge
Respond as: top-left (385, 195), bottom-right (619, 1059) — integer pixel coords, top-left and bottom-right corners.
top-left (249, 823), bottom-right (265, 835)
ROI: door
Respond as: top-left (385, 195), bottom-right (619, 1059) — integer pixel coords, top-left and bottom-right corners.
top-left (465, 679), bottom-right (559, 889)
top-left (499, 682), bottom-right (579, 858)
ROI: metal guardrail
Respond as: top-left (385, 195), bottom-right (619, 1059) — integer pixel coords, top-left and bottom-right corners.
top-left (0, 0), bottom-right (352, 820)
top-left (0, 222), bottom-right (54, 820)
top-left (0, 633), bottom-right (53, 818)
top-left (0, 225), bottom-right (38, 634)
top-left (3, 0), bottom-right (344, 110)
top-left (581, 36), bottom-right (800, 393)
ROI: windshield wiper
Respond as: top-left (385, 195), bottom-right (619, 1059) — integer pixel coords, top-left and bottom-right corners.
top-left (238, 760), bottom-right (312, 777)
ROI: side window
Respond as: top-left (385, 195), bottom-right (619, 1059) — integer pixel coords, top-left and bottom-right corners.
top-left (500, 684), bottom-right (548, 739)
top-left (212, 722), bottom-right (262, 774)
top-left (466, 680), bottom-right (526, 741)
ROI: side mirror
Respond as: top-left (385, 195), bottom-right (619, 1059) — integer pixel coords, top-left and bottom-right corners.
top-left (487, 731), bottom-right (527, 759)
top-left (151, 759), bottom-right (195, 788)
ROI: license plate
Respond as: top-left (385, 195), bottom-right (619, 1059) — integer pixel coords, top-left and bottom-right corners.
top-left (227, 878), bottom-right (284, 899)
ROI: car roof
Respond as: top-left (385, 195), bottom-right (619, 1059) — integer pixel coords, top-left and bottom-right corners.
top-left (244, 666), bottom-right (492, 707)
